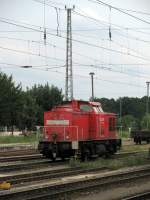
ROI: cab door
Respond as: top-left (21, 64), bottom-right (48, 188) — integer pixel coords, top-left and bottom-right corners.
top-left (108, 116), bottom-right (116, 138)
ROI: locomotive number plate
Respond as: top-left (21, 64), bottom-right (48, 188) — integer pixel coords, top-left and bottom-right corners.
top-left (46, 120), bottom-right (69, 125)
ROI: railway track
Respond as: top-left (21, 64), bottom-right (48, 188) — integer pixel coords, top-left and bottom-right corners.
top-left (0, 159), bottom-right (67, 172)
top-left (0, 149), bottom-right (148, 163)
top-left (0, 149), bottom-right (38, 157)
top-left (114, 150), bottom-right (148, 159)
top-left (123, 191), bottom-right (150, 200)
top-left (0, 165), bottom-right (150, 200)
top-left (0, 166), bottom-right (108, 186)
top-left (0, 154), bottom-right (42, 162)
top-left (0, 150), bottom-right (148, 173)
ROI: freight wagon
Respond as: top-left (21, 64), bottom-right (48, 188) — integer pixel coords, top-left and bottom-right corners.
top-left (131, 130), bottom-right (150, 144)
top-left (38, 100), bottom-right (121, 160)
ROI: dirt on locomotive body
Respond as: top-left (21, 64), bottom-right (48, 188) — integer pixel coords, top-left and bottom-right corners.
top-left (38, 100), bottom-right (121, 161)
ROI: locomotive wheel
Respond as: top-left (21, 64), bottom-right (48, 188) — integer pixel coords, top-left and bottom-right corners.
top-left (45, 151), bottom-right (56, 161)
top-left (109, 145), bottom-right (116, 155)
top-left (81, 153), bottom-right (89, 162)
top-left (85, 152), bottom-right (90, 161)
top-left (104, 151), bottom-right (111, 158)
top-left (81, 148), bottom-right (91, 161)
top-left (61, 157), bottom-right (65, 161)
top-left (48, 154), bottom-right (56, 161)
top-left (51, 157), bottom-right (56, 161)
top-left (51, 152), bottom-right (56, 161)
top-left (96, 144), bottom-right (106, 157)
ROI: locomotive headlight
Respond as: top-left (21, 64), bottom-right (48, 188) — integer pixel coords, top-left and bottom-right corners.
top-left (66, 135), bottom-right (69, 139)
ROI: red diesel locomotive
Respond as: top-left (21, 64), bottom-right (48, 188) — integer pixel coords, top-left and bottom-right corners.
top-left (38, 100), bottom-right (121, 160)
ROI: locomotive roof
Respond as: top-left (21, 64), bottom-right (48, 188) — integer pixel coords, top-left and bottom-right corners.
top-left (61, 100), bottom-right (101, 105)
top-left (47, 99), bottom-right (116, 115)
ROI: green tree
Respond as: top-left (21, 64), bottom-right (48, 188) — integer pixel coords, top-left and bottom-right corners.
top-left (28, 84), bottom-right (63, 125)
top-left (94, 97), bottom-right (116, 113)
top-left (0, 72), bottom-right (64, 131)
top-left (120, 115), bottom-right (138, 130)
top-left (117, 97), bottom-right (145, 120)
top-left (0, 72), bottom-right (23, 134)
top-left (141, 114), bottom-right (150, 130)
top-left (94, 96), bottom-right (147, 130)
top-left (19, 92), bottom-right (38, 130)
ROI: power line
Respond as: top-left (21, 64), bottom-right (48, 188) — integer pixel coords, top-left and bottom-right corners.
top-left (88, 0), bottom-right (150, 25)
top-left (117, 8), bottom-right (150, 16)
top-left (32, 0), bottom-right (64, 10)
top-left (0, 35), bottom-right (105, 64)
top-left (74, 73), bottom-right (144, 88)
top-left (1, 13), bottom-right (150, 63)
top-left (1, 34), bottom-right (150, 79)
top-left (33, 0), bottom-right (150, 29)
top-left (2, 32), bottom-right (149, 66)
top-left (73, 8), bottom-right (150, 42)
top-left (46, 0), bottom-right (65, 6)
top-left (113, 29), bottom-right (150, 44)
top-left (0, 16), bottom-right (42, 30)
top-left (73, 8), bottom-right (125, 31)
top-left (0, 30), bottom-right (38, 33)
top-left (0, 43), bottom-right (150, 79)
top-left (0, 45), bottom-right (65, 63)
top-left (0, 1), bottom-right (147, 95)
top-left (50, 32), bottom-right (150, 62)
top-left (70, 31), bottom-right (150, 60)
top-left (79, 64), bottom-right (150, 79)
top-left (111, 39), bottom-right (148, 58)
top-left (0, 18), bottom-right (42, 32)
top-left (1, 5), bottom-right (150, 47)
top-left (1, 36), bottom-right (150, 78)
top-left (1, 35), bottom-right (149, 66)
top-left (1, 12), bottom-right (150, 72)
top-left (0, 61), bottom-right (143, 88)
top-left (0, 61), bottom-right (65, 70)
top-left (40, 27), bottom-right (150, 31)
top-left (54, 26), bottom-right (150, 53)
top-left (2, 37), bottom-right (150, 77)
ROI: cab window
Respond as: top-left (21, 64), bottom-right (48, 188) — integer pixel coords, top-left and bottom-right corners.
top-left (93, 106), bottom-right (103, 113)
top-left (80, 104), bottom-right (93, 112)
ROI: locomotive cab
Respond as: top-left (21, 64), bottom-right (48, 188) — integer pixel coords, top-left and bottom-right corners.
top-left (38, 100), bottom-right (121, 160)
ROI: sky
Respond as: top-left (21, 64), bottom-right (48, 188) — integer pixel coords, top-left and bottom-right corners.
top-left (0, 0), bottom-right (150, 100)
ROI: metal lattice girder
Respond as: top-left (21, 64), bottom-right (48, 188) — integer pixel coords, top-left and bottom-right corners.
top-left (65, 7), bottom-right (74, 101)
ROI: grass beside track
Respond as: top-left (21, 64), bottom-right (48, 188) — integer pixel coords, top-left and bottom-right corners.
top-left (69, 152), bottom-right (150, 170)
top-left (121, 143), bottom-right (150, 152)
top-left (0, 134), bottom-right (37, 144)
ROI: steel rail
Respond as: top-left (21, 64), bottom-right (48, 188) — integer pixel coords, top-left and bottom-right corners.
top-left (114, 150), bottom-right (148, 159)
top-left (0, 149), bottom-right (38, 157)
top-left (0, 166), bottom-right (107, 186)
top-left (0, 150), bottom-right (147, 163)
top-left (0, 154), bottom-right (42, 162)
top-left (123, 191), bottom-right (150, 200)
top-left (1, 165), bottom-right (150, 200)
top-left (0, 150), bottom-right (148, 172)
top-left (0, 159), bottom-right (67, 172)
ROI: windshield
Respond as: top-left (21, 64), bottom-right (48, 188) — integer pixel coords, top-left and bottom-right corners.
top-left (80, 104), bottom-right (93, 112)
